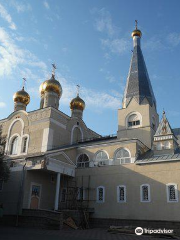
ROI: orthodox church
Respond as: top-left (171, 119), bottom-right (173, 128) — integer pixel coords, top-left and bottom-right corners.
top-left (0, 23), bottom-right (180, 225)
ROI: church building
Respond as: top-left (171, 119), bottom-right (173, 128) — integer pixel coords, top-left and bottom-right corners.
top-left (0, 23), bottom-right (180, 225)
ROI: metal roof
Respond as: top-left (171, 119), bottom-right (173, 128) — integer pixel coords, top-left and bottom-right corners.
top-left (123, 43), bottom-right (156, 108)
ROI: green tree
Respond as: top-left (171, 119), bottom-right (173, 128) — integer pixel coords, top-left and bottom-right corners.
top-left (0, 126), bottom-right (10, 182)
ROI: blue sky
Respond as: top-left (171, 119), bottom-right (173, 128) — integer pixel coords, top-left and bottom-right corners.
top-left (0, 0), bottom-right (180, 136)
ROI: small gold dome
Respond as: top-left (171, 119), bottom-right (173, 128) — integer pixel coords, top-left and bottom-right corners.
top-left (70, 95), bottom-right (85, 111)
top-left (39, 75), bottom-right (62, 97)
top-left (13, 87), bottom-right (30, 105)
top-left (131, 29), bottom-right (142, 38)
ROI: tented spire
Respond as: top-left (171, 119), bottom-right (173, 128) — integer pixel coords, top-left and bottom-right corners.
top-left (122, 23), bottom-right (156, 109)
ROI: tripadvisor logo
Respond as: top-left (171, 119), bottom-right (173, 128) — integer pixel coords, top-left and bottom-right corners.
top-left (135, 227), bottom-right (143, 235)
top-left (135, 227), bottom-right (174, 235)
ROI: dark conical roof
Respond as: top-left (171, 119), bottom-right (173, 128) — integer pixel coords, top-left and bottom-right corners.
top-left (122, 33), bottom-right (156, 109)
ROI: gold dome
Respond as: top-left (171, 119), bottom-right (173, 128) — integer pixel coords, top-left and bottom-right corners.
top-left (39, 75), bottom-right (62, 97)
top-left (13, 87), bottom-right (30, 105)
top-left (131, 29), bottom-right (142, 38)
top-left (70, 95), bottom-right (85, 111)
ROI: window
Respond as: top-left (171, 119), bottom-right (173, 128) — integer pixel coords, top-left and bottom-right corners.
top-left (0, 180), bottom-right (3, 191)
top-left (77, 187), bottom-right (86, 201)
top-left (115, 148), bottom-right (131, 164)
top-left (166, 184), bottom-right (178, 202)
top-left (117, 185), bottom-right (126, 203)
top-left (10, 136), bottom-right (18, 155)
top-left (156, 142), bottom-right (162, 150)
top-left (140, 184), bottom-right (150, 202)
top-left (164, 141), bottom-right (171, 150)
top-left (61, 188), bottom-right (67, 202)
top-left (95, 151), bottom-right (109, 163)
top-left (97, 186), bottom-right (105, 203)
top-left (77, 154), bottom-right (89, 168)
top-left (128, 114), bottom-right (140, 128)
top-left (22, 137), bottom-right (28, 153)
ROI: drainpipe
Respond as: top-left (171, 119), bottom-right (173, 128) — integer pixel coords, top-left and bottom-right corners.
top-left (16, 161), bottom-right (26, 227)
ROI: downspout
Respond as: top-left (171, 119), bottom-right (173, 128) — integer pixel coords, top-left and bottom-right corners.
top-left (16, 161), bottom-right (26, 227)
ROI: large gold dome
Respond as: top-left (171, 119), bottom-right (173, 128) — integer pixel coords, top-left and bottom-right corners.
top-left (131, 29), bottom-right (142, 38)
top-left (13, 87), bottom-right (30, 105)
top-left (70, 95), bottom-right (85, 111)
top-left (39, 75), bottom-right (62, 97)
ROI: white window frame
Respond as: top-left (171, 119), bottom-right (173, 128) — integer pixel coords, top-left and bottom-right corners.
top-left (77, 187), bottom-right (86, 201)
top-left (166, 183), bottom-right (178, 203)
top-left (21, 134), bottom-right (29, 154)
top-left (117, 185), bottom-right (126, 203)
top-left (126, 112), bottom-right (142, 129)
top-left (94, 150), bottom-right (109, 166)
top-left (164, 141), bottom-right (171, 150)
top-left (76, 153), bottom-right (90, 168)
top-left (140, 184), bottom-right (151, 203)
top-left (97, 186), bottom-right (105, 203)
top-left (156, 142), bottom-right (162, 150)
top-left (9, 134), bottom-right (19, 155)
top-left (114, 148), bottom-right (131, 165)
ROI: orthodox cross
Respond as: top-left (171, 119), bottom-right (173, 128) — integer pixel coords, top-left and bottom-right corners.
top-left (77, 84), bottom-right (80, 96)
top-left (22, 77), bottom-right (26, 90)
top-left (135, 20), bottom-right (138, 29)
top-left (52, 63), bottom-right (57, 76)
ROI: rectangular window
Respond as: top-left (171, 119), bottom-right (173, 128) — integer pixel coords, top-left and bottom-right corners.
top-left (141, 184), bottom-right (150, 202)
top-left (117, 185), bottom-right (126, 203)
top-left (166, 184), bottom-right (178, 202)
top-left (97, 186), bottom-right (105, 203)
top-left (0, 180), bottom-right (3, 191)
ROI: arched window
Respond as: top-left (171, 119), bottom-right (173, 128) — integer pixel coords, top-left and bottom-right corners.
top-left (10, 137), bottom-right (18, 155)
top-left (97, 186), bottom-right (105, 203)
top-left (22, 137), bottom-right (28, 153)
top-left (77, 154), bottom-right (89, 168)
top-left (164, 141), bottom-right (171, 149)
top-left (115, 148), bottom-right (131, 164)
top-left (140, 184), bottom-right (150, 202)
top-left (71, 126), bottom-right (83, 144)
top-left (128, 114), bottom-right (140, 128)
top-left (156, 142), bottom-right (162, 150)
top-left (95, 151), bottom-right (109, 162)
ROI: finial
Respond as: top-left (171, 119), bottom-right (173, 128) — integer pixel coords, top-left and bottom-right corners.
top-left (22, 77), bottom-right (26, 90)
top-left (163, 109), bottom-right (165, 115)
top-left (76, 84), bottom-right (80, 96)
top-left (135, 20), bottom-right (138, 30)
top-left (52, 63), bottom-right (57, 77)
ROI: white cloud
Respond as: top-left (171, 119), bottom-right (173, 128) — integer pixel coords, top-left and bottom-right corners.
top-left (43, 1), bottom-right (50, 10)
top-left (143, 37), bottom-right (165, 51)
top-left (10, 0), bottom-right (32, 13)
top-left (101, 38), bottom-right (129, 55)
top-left (60, 77), bottom-right (121, 110)
top-left (0, 102), bottom-right (6, 108)
top-left (91, 8), bottom-right (119, 37)
top-left (167, 33), bottom-right (180, 47)
top-left (0, 27), bottom-right (47, 76)
top-left (0, 3), bottom-right (16, 30)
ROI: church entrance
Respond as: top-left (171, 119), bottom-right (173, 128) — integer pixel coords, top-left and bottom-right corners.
top-left (29, 184), bottom-right (41, 209)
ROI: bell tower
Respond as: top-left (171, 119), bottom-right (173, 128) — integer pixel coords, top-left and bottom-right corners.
top-left (117, 21), bottom-right (159, 148)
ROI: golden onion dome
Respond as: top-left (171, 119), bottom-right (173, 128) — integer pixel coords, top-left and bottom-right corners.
top-left (39, 75), bottom-right (62, 97)
top-left (131, 29), bottom-right (142, 38)
top-left (13, 87), bottom-right (30, 105)
top-left (70, 94), bottom-right (85, 111)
